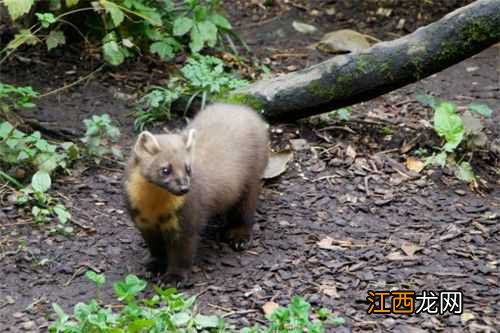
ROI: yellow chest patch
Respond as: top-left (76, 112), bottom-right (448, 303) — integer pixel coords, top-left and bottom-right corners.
top-left (126, 168), bottom-right (185, 231)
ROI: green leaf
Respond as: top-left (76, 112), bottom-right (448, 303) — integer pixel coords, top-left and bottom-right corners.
top-left (171, 312), bottom-right (191, 327)
top-left (433, 102), bottom-right (464, 152)
top-left (36, 13), bottom-right (57, 28)
top-left (194, 314), bottom-right (219, 328)
top-left (434, 151), bottom-right (447, 167)
top-left (111, 147), bottom-right (123, 160)
top-left (150, 41), bottom-right (174, 61)
top-left (455, 161), bottom-right (475, 183)
top-left (173, 17), bottom-right (194, 36)
top-left (53, 204), bottom-right (71, 224)
top-left (7, 30), bottom-right (38, 50)
top-left (103, 41), bottom-right (125, 65)
top-left (85, 270), bottom-right (106, 286)
top-left (4, 0), bottom-right (35, 20)
top-left (128, 319), bottom-right (154, 331)
top-left (46, 30), bottom-right (66, 50)
top-left (52, 303), bottom-right (68, 320)
top-left (194, 5), bottom-right (208, 21)
top-left (114, 275), bottom-right (147, 301)
top-left (102, 1), bottom-right (125, 27)
top-left (190, 25), bottom-right (204, 52)
top-left (0, 122), bottom-right (14, 138)
top-left (416, 92), bottom-right (438, 109)
top-left (468, 102), bottom-right (493, 118)
top-left (65, 0), bottom-right (80, 7)
top-left (61, 142), bottom-right (79, 160)
top-left (31, 170), bottom-right (51, 193)
top-left (336, 107), bottom-right (352, 121)
top-left (198, 20), bottom-right (218, 47)
top-left (210, 13), bottom-right (231, 30)
top-left (329, 316), bottom-right (347, 326)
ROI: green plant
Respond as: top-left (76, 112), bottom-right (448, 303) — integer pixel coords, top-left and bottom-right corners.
top-left (181, 54), bottom-right (248, 107)
top-left (50, 273), bottom-right (224, 332)
top-left (0, 121), bottom-right (77, 232)
top-left (0, 82), bottom-right (39, 112)
top-left (243, 296), bottom-right (342, 333)
top-left (416, 93), bottom-right (494, 183)
top-left (134, 81), bottom-right (184, 131)
top-left (0, 121), bottom-right (79, 189)
top-left (135, 54), bottom-right (248, 129)
top-left (172, 0), bottom-right (232, 53)
top-left (81, 114), bottom-right (122, 162)
top-left (50, 272), bottom-right (342, 332)
top-left (327, 107), bottom-right (352, 121)
top-left (16, 188), bottom-right (73, 233)
top-left (1, 0), bottom-right (235, 66)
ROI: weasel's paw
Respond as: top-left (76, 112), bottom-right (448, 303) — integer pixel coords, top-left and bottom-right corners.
top-left (226, 225), bottom-right (252, 251)
top-left (162, 270), bottom-right (193, 288)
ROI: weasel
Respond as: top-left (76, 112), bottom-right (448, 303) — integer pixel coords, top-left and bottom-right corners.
top-left (125, 103), bottom-right (269, 284)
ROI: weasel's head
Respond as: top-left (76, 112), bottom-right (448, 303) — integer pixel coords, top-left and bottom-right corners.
top-left (133, 129), bottom-right (196, 196)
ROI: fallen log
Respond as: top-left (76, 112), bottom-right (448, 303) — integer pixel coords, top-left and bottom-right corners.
top-left (226, 0), bottom-right (500, 122)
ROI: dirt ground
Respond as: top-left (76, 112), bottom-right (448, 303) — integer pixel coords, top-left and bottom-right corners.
top-left (1, 0), bottom-right (499, 332)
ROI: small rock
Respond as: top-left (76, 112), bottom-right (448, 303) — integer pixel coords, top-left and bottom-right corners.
top-left (292, 21), bottom-right (318, 34)
top-left (13, 312), bottom-right (24, 319)
top-left (396, 18), bottom-right (406, 30)
top-left (21, 321), bottom-right (36, 330)
top-left (290, 139), bottom-right (309, 151)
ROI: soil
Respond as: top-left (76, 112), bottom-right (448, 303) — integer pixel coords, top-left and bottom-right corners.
top-left (1, 0), bottom-right (499, 332)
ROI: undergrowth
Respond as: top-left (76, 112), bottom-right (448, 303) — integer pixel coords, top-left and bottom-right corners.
top-left (134, 54), bottom-right (248, 130)
top-left (415, 93), bottom-right (494, 185)
top-left (50, 272), bottom-right (344, 332)
top-left (0, 81), bottom-right (122, 233)
top-left (1, 0), bottom-right (236, 66)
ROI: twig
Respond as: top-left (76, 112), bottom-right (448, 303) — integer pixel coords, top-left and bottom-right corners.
top-left (319, 125), bottom-right (356, 134)
top-left (208, 303), bottom-right (233, 312)
top-left (2, 221), bottom-right (37, 227)
top-left (64, 266), bottom-right (86, 287)
top-left (25, 297), bottom-right (47, 311)
top-left (364, 175), bottom-right (372, 197)
top-left (38, 64), bottom-right (104, 98)
top-left (312, 175), bottom-right (340, 183)
top-left (222, 309), bottom-right (259, 318)
top-left (0, 170), bottom-right (22, 188)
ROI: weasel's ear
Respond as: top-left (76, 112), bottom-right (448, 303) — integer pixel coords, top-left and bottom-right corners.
top-left (134, 131), bottom-right (160, 157)
top-left (184, 129), bottom-right (196, 152)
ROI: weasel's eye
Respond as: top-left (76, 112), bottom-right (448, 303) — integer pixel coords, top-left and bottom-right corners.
top-left (185, 164), bottom-right (192, 175)
top-left (160, 165), bottom-right (171, 176)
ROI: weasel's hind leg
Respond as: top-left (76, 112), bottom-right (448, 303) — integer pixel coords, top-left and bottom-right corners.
top-left (225, 183), bottom-right (260, 251)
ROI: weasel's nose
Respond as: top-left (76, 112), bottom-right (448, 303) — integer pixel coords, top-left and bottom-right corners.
top-left (178, 185), bottom-right (189, 194)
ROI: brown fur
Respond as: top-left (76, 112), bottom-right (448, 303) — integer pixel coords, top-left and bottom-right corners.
top-left (124, 103), bottom-right (269, 284)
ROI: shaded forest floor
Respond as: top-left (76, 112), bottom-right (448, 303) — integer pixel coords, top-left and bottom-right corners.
top-left (1, 0), bottom-right (499, 332)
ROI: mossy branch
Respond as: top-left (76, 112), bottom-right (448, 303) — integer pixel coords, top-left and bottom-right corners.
top-left (231, 0), bottom-right (500, 122)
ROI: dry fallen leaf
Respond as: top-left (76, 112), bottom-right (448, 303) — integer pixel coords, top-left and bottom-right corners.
top-left (460, 311), bottom-right (475, 324)
top-left (320, 280), bottom-right (339, 298)
top-left (405, 157), bottom-right (425, 173)
top-left (262, 301), bottom-right (280, 316)
top-left (386, 251), bottom-right (418, 261)
top-left (317, 236), bottom-right (346, 251)
top-left (262, 150), bottom-right (293, 179)
top-left (401, 242), bottom-right (422, 257)
top-left (312, 29), bottom-right (379, 54)
top-left (317, 236), bottom-right (334, 249)
top-left (346, 145), bottom-right (357, 159)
